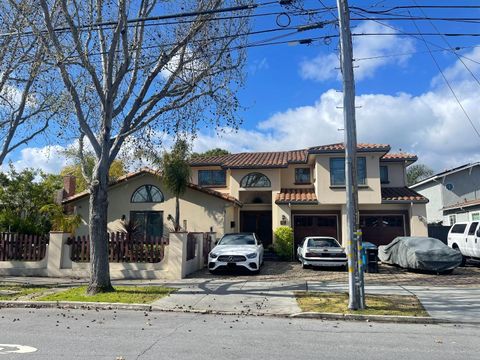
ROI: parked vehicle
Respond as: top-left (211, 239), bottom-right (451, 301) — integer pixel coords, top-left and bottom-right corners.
top-left (378, 236), bottom-right (463, 273)
top-left (208, 233), bottom-right (264, 274)
top-left (297, 236), bottom-right (347, 269)
top-left (447, 221), bottom-right (480, 265)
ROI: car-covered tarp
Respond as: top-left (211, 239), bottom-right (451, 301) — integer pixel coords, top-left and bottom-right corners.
top-left (378, 236), bottom-right (462, 272)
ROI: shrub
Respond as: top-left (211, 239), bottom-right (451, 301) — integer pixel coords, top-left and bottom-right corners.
top-left (274, 226), bottom-right (294, 260)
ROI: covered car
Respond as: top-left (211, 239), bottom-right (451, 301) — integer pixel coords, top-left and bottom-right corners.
top-left (378, 236), bottom-right (463, 273)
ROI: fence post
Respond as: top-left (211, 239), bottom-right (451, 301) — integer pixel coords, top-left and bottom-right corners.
top-left (167, 232), bottom-right (187, 279)
top-left (47, 232), bottom-right (71, 277)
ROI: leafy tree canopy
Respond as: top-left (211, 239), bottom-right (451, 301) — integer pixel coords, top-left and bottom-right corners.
top-left (191, 148), bottom-right (230, 159)
top-left (60, 152), bottom-right (127, 193)
top-left (407, 164), bottom-right (435, 186)
top-left (0, 165), bottom-right (63, 235)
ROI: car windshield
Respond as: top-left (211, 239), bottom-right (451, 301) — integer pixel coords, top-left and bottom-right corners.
top-left (218, 234), bottom-right (256, 246)
top-left (307, 238), bottom-right (339, 248)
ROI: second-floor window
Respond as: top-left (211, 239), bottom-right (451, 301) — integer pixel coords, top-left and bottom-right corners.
top-left (330, 157), bottom-right (366, 186)
top-left (380, 165), bottom-right (389, 184)
top-left (240, 172), bottom-right (271, 187)
top-left (198, 170), bottom-right (226, 186)
top-left (295, 168), bottom-right (311, 184)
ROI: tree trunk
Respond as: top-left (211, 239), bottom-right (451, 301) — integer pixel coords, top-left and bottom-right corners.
top-left (175, 195), bottom-right (180, 231)
top-left (87, 162), bottom-right (114, 295)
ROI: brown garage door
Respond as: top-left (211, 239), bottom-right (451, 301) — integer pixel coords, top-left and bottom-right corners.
top-left (293, 215), bottom-right (338, 249)
top-left (360, 214), bottom-right (406, 246)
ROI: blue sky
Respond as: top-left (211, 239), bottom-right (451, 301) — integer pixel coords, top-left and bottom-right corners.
top-left (4, 0), bottom-right (480, 174)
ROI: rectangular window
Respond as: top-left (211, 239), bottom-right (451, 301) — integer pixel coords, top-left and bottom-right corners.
top-left (468, 222), bottom-right (479, 235)
top-left (295, 168), bottom-right (311, 184)
top-left (449, 214), bottom-right (457, 226)
top-left (198, 170), bottom-right (226, 186)
top-left (380, 165), bottom-right (389, 184)
top-left (450, 222), bottom-right (466, 234)
top-left (330, 157), bottom-right (366, 186)
top-left (472, 212), bottom-right (480, 221)
top-left (130, 211), bottom-right (163, 239)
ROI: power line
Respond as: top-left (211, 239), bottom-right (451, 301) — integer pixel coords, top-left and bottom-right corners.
top-left (408, 10), bottom-right (480, 140)
top-left (351, 5), bottom-right (480, 15)
top-left (410, 0), bottom-right (480, 88)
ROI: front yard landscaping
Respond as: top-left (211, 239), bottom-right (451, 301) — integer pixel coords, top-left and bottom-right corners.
top-left (38, 286), bottom-right (175, 304)
top-left (296, 291), bottom-right (428, 317)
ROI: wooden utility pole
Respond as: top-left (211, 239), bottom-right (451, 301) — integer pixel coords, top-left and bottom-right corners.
top-left (336, 0), bottom-right (365, 310)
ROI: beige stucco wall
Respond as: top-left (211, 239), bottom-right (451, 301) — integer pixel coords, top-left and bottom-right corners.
top-left (279, 165), bottom-right (315, 188)
top-left (314, 154), bottom-right (382, 205)
top-left (381, 161), bottom-right (406, 187)
top-left (71, 173), bottom-right (234, 238)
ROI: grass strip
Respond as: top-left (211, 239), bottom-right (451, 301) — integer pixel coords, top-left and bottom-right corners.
top-left (296, 291), bottom-right (428, 317)
top-left (38, 286), bottom-right (175, 304)
top-left (0, 284), bottom-right (51, 301)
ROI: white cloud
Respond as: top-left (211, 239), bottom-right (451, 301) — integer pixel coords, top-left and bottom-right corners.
top-left (299, 21), bottom-right (415, 82)
top-left (1, 145), bottom-right (69, 174)
top-left (191, 47), bottom-right (480, 172)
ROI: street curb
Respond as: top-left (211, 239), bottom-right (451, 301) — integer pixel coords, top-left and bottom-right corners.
top-left (289, 311), bottom-right (446, 324)
top-left (0, 300), bottom-right (152, 312)
top-left (0, 300), bottom-right (470, 325)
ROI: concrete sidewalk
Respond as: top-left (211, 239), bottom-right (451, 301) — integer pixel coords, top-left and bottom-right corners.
top-left (2, 276), bottom-right (480, 323)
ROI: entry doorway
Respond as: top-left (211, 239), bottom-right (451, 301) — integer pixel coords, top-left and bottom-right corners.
top-left (240, 211), bottom-right (272, 247)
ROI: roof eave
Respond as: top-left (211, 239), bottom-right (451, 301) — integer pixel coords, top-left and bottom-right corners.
top-left (382, 199), bottom-right (429, 204)
top-left (275, 201), bottom-right (319, 205)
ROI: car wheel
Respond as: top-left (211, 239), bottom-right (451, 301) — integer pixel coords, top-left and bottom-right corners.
top-left (302, 262), bottom-right (309, 269)
top-left (209, 269), bottom-right (217, 275)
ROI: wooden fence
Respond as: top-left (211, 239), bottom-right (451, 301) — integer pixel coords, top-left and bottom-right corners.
top-left (0, 233), bottom-right (49, 261)
top-left (68, 232), bottom-right (168, 263)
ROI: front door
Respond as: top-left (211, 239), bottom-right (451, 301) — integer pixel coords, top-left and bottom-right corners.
top-left (240, 211), bottom-right (272, 247)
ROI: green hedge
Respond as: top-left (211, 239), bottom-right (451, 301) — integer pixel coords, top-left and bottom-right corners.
top-left (274, 226), bottom-right (294, 260)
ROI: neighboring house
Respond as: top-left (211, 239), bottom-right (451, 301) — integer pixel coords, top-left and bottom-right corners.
top-left (63, 142), bottom-right (428, 248)
top-left (410, 162), bottom-right (480, 226)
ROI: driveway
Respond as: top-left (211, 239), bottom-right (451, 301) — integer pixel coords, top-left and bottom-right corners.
top-left (188, 260), bottom-right (480, 287)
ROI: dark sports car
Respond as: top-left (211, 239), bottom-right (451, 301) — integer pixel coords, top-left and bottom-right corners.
top-left (378, 236), bottom-right (463, 273)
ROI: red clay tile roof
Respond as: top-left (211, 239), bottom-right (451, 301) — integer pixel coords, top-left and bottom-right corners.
top-left (381, 153), bottom-right (418, 161)
top-left (443, 199), bottom-right (480, 211)
top-left (309, 143), bottom-right (390, 153)
top-left (189, 150), bottom-right (309, 168)
top-left (62, 168), bottom-right (242, 206)
top-left (190, 143), bottom-right (399, 168)
top-left (275, 188), bottom-right (318, 204)
top-left (381, 187), bottom-right (428, 203)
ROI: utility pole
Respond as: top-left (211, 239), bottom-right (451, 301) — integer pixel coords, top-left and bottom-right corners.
top-left (336, 0), bottom-right (365, 310)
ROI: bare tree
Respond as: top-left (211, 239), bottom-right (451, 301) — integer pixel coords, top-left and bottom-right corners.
top-left (0, 2), bottom-right (61, 165)
top-left (11, 0), bottom-right (249, 294)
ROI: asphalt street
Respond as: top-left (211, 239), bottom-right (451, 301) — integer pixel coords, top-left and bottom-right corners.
top-left (0, 308), bottom-right (479, 359)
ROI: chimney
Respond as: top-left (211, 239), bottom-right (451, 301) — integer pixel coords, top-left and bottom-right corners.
top-left (63, 175), bottom-right (77, 199)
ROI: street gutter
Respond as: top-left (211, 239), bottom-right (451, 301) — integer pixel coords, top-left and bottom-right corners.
top-left (0, 300), bottom-right (466, 324)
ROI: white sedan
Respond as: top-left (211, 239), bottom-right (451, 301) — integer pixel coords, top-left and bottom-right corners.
top-left (208, 233), bottom-right (264, 274)
top-left (297, 236), bottom-right (347, 269)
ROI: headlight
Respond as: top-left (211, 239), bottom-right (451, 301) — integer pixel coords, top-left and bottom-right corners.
top-left (209, 253), bottom-right (218, 259)
top-left (246, 252), bottom-right (257, 259)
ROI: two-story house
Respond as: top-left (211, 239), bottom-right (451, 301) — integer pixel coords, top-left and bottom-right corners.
top-left (410, 162), bottom-right (480, 226)
top-left (64, 142), bottom-right (428, 248)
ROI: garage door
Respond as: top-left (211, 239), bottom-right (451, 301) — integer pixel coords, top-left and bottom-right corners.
top-left (293, 215), bottom-right (338, 248)
top-left (359, 214), bottom-right (406, 246)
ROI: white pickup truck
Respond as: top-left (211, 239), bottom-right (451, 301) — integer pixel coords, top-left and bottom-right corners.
top-left (447, 221), bottom-right (480, 265)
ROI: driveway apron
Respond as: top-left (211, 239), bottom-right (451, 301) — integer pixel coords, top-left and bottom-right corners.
top-left (151, 279), bottom-right (304, 315)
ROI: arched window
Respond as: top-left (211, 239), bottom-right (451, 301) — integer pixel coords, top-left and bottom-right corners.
top-left (240, 172), bottom-right (271, 188)
top-left (131, 185), bottom-right (164, 203)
